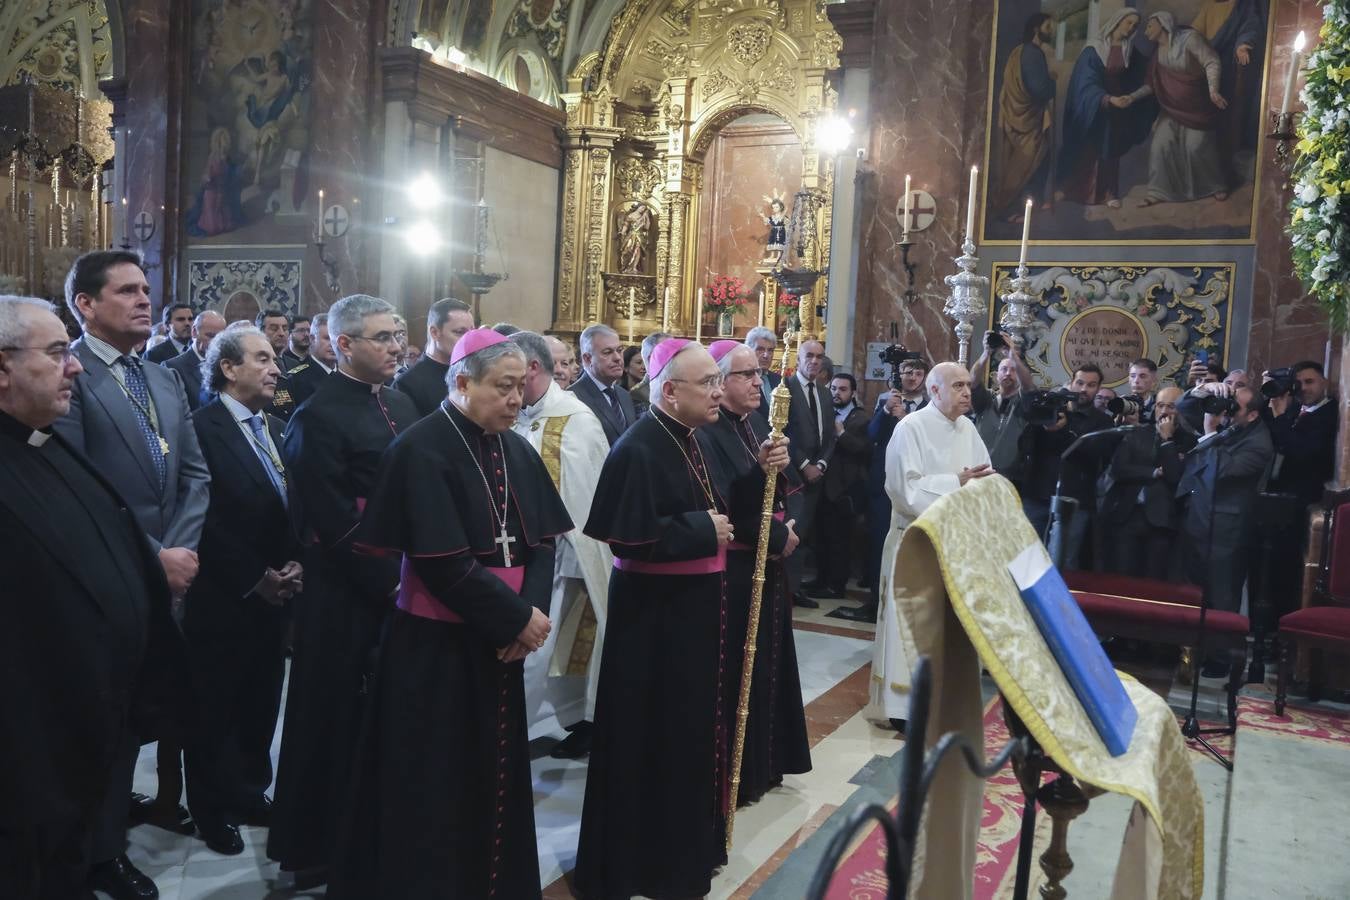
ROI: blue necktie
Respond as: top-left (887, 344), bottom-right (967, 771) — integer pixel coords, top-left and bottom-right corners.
top-left (120, 355), bottom-right (166, 487)
top-left (247, 414), bottom-right (287, 507)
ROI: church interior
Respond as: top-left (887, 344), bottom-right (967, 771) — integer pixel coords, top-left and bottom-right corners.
top-left (5, 0), bottom-right (1350, 897)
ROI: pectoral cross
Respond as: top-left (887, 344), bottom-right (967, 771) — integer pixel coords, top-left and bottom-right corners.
top-left (496, 525), bottom-right (516, 568)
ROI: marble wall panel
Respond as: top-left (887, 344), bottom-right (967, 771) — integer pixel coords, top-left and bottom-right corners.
top-left (475, 145), bottom-right (560, 333)
top-left (694, 119), bottom-right (803, 325)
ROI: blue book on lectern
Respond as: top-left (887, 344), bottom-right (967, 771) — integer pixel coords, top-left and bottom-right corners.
top-left (1007, 544), bottom-right (1137, 756)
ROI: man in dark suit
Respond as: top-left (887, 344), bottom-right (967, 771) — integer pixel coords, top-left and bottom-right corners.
top-left (0, 296), bottom-right (181, 899)
top-left (57, 249), bottom-right (211, 900)
top-left (279, 314), bottom-right (311, 371)
top-left (1097, 386), bottom-right (1192, 579)
top-left (783, 339), bottom-right (836, 607)
top-left (811, 372), bottom-right (870, 599)
top-left (628, 330), bottom-right (670, 417)
top-left (391, 297), bottom-right (473, 416)
top-left (162, 309), bottom-right (226, 411)
top-left (1266, 360), bottom-right (1338, 506)
top-left (143, 303), bottom-right (193, 364)
top-left (1176, 385), bottom-right (1274, 673)
top-left (745, 326), bottom-right (782, 409)
top-left (185, 326), bottom-right (301, 856)
top-left (284, 311), bottom-right (336, 409)
top-left (569, 323), bottom-right (636, 445)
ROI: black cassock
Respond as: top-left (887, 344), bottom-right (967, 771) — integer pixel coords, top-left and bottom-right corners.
top-left (575, 406), bottom-right (758, 900)
top-left (704, 408), bottom-right (812, 806)
top-left (268, 373), bottom-right (418, 872)
top-left (329, 401), bottom-right (571, 900)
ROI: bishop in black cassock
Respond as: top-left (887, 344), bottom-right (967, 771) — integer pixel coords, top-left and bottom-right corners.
top-left (267, 298), bottom-right (418, 879)
top-left (703, 341), bottom-right (811, 807)
top-left (329, 329), bottom-right (570, 899)
top-left (575, 340), bottom-right (787, 900)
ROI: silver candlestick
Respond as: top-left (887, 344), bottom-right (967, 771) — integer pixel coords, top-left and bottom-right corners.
top-left (942, 236), bottom-right (988, 366)
top-left (999, 264), bottom-right (1038, 350)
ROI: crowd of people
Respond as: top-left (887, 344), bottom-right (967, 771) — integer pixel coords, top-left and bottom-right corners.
top-left (1, 248), bottom-right (1339, 899)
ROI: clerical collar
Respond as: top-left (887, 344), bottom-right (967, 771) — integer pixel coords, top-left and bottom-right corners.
top-left (719, 405), bottom-right (753, 423)
top-left (652, 404), bottom-right (695, 439)
top-left (337, 368), bottom-right (384, 393)
top-left (442, 399), bottom-right (488, 440)
top-left (0, 408), bottom-right (52, 446)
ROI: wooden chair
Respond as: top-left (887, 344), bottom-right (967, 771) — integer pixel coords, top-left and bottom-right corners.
top-left (1276, 488), bottom-right (1350, 715)
top-left (1064, 571), bottom-right (1249, 729)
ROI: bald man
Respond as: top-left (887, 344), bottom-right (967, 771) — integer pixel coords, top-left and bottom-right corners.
top-left (871, 362), bottom-right (992, 727)
top-left (164, 310), bottom-right (226, 410)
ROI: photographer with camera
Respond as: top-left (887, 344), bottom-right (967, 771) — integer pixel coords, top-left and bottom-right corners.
top-left (1127, 357), bottom-right (1160, 423)
top-left (1263, 361), bottom-right (1338, 506)
top-left (971, 330), bottom-right (1035, 486)
top-left (1018, 363), bottom-right (1113, 570)
top-left (1097, 386), bottom-right (1194, 578)
top-left (1174, 384), bottom-right (1274, 674)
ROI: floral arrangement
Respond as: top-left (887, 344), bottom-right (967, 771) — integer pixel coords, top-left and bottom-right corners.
top-left (776, 290), bottom-right (801, 315)
top-left (1290, 10), bottom-right (1350, 330)
top-left (703, 273), bottom-right (748, 315)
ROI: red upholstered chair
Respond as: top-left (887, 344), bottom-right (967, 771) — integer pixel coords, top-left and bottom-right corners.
top-left (1064, 571), bottom-right (1249, 728)
top-left (1276, 489), bottom-right (1350, 715)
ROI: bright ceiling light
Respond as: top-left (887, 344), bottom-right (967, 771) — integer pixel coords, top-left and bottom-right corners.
top-left (405, 220), bottom-right (442, 256)
top-left (818, 114), bottom-right (855, 156)
top-left (407, 173), bottom-right (443, 209)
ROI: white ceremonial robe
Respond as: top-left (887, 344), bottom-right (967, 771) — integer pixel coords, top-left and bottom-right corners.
top-left (513, 381), bottom-right (614, 731)
top-left (870, 402), bottom-right (992, 721)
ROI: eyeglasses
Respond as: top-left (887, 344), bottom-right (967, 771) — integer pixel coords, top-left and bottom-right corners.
top-left (349, 332), bottom-right (399, 347)
top-left (725, 368), bottom-right (760, 381)
top-left (669, 374), bottom-right (724, 391)
top-left (1, 345), bottom-right (74, 365)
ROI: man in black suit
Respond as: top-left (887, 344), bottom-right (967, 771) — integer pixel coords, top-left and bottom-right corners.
top-left (783, 339), bottom-right (836, 607)
top-left (391, 297), bottom-right (474, 416)
top-left (184, 327), bottom-right (302, 856)
top-left (0, 296), bottom-right (180, 899)
top-left (1097, 386), bottom-right (1192, 579)
top-left (162, 310), bottom-right (225, 411)
top-left (811, 372), bottom-right (870, 599)
top-left (745, 326), bottom-right (782, 408)
top-left (569, 323), bottom-right (636, 446)
top-left (143, 303), bottom-right (193, 364)
top-left (1176, 385), bottom-right (1274, 674)
top-left (1266, 360), bottom-right (1338, 506)
top-left (279, 314), bottom-right (311, 371)
top-left (284, 312), bottom-right (336, 408)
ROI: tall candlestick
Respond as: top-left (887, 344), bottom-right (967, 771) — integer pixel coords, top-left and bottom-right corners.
top-left (965, 165), bottom-right (979, 240)
top-left (1281, 31), bottom-right (1308, 116)
top-left (902, 173), bottom-right (912, 241)
top-left (317, 188), bottom-right (324, 240)
top-left (120, 196), bottom-right (127, 246)
top-left (1018, 198), bottom-right (1032, 269)
top-left (696, 288), bottom-right (704, 343)
top-left (627, 287), bottom-right (637, 345)
top-left (663, 286), bottom-right (671, 332)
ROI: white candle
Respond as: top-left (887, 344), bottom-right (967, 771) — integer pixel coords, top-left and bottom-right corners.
top-left (696, 288), bottom-right (703, 343)
top-left (1018, 198), bottom-right (1033, 269)
top-left (965, 165), bottom-right (979, 240)
top-left (663, 286), bottom-right (671, 332)
top-left (902, 174), bottom-right (912, 240)
top-left (627, 287), bottom-right (636, 345)
top-left (1281, 32), bottom-right (1308, 116)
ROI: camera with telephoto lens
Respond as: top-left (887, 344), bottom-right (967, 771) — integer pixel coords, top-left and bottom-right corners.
top-left (1022, 388), bottom-right (1085, 427)
top-left (1261, 366), bottom-right (1296, 400)
top-left (1199, 392), bottom-right (1239, 416)
top-left (984, 330), bottom-right (1008, 351)
top-left (880, 343), bottom-right (923, 390)
top-left (1106, 394), bottom-right (1142, 417)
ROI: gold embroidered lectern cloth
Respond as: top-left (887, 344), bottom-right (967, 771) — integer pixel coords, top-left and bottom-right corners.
top-left (892, 475), bottom-right (1204, 900)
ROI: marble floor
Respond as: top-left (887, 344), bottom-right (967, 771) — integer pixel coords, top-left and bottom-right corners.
top-left (111, 588), bottom-right (1346, 899)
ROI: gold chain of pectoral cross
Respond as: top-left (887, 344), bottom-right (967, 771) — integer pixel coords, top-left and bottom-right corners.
top-left (654, 414), bottom-right (718, 511)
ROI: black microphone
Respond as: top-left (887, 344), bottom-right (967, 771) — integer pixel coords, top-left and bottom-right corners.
top-left (1058, 424), bottom-right (1149, 460)
top-left (1185, 422), bottom-right (1243, 455)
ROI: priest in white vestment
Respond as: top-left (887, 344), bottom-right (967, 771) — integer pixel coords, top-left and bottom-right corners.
top-left (870, 362), bottom-right (993, 725)
top-left (509, 331), bottom-right (613, 757)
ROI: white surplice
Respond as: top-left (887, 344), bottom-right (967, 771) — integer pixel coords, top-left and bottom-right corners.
top-left (513, 381), bottom-right (614, 728)
top-left (870, 402), bottom-right (992, 721)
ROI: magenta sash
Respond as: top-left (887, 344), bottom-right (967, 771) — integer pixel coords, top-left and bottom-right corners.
top-left (396, 557), bottom-right (525, 623)
top-left (729, 510), bottom-right (787, 553)
top-left (613, 544), bottom-right (727, 575)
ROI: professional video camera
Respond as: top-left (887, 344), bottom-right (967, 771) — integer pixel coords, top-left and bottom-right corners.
top-left (1261, 366), bottom-right (1296, 400)
top-left (1022, 388), bottom-right (1086, 427)
top-left (880, 343), bottom-right (923, 390)
top-left (1106, 394), bottom-right (1143, 418)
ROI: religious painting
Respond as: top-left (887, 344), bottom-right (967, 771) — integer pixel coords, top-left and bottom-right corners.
top-left (182, 0), bottom-right (314, 242)
top-left (982, 0), bottom-right (1270, 244)
top-left (986, 262), bottom-right (1234, 388)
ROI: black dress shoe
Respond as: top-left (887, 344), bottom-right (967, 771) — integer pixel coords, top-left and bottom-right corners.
top-left (1200, 658), bottom-right (1231, 679)
top-left (237, 795), bottom-right (272, 826)
top-left (828, 603), bottom-right (879, 623)
top-left (793, 594), bottom-right (820, 609)
top-left (199, 822), bottom-right (245, 856)
top-left (550, 721), bottom-right (594, 759)
top-left (809, 586), bottom-right (847, 600)
top-left (87, 854), bottom-right (158, 900)
top-left (128, 792), bottom-right (195, 835)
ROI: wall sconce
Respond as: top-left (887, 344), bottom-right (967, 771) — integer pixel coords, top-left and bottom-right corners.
top-left (1269, 30), bottom-right (1307, 169)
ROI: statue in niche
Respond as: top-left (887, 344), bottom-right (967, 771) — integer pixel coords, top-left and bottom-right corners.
top-left (617, 200), bottom-right (652, 275)
top-left (761, 191), bottom-right (788, 261)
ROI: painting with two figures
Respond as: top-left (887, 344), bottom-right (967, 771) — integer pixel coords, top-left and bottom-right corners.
top-left (983, 0), bottom-right (1270, 243)
top-left (182, 0), bottom-right (314, 241)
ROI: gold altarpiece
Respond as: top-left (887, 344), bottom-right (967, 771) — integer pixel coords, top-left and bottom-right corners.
top-left (551, 0), bottom-right (843, 342)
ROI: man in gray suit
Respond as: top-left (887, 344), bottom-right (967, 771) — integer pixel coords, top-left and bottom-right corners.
top-left (745, 325), bottom-right (782, 410)
top-left (569, 323), bottom-right (637, 446)
top-left (162, 309), bottom-right (226, 411)
top-left (57, 249), bottom-right (210, 900)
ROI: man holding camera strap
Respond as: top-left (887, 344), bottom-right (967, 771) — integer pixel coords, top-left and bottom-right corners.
top-left (971, 331), bottom-right (1035, 488)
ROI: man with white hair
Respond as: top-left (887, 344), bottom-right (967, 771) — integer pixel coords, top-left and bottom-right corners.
top-left (569, 323), bottom-right (635, 445)
top-left (872, 362), bottom-right (992, 728)
top-left (577, 339), bottom-right (786, 900)
top-left (505, 330), bottom-right (613, 759)
top-left (545, 334), bottom-right (576, 388)
top-left (267, 294), bottom-right (421, 887)
top-left (745, 325), bottom-right (781, 409)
